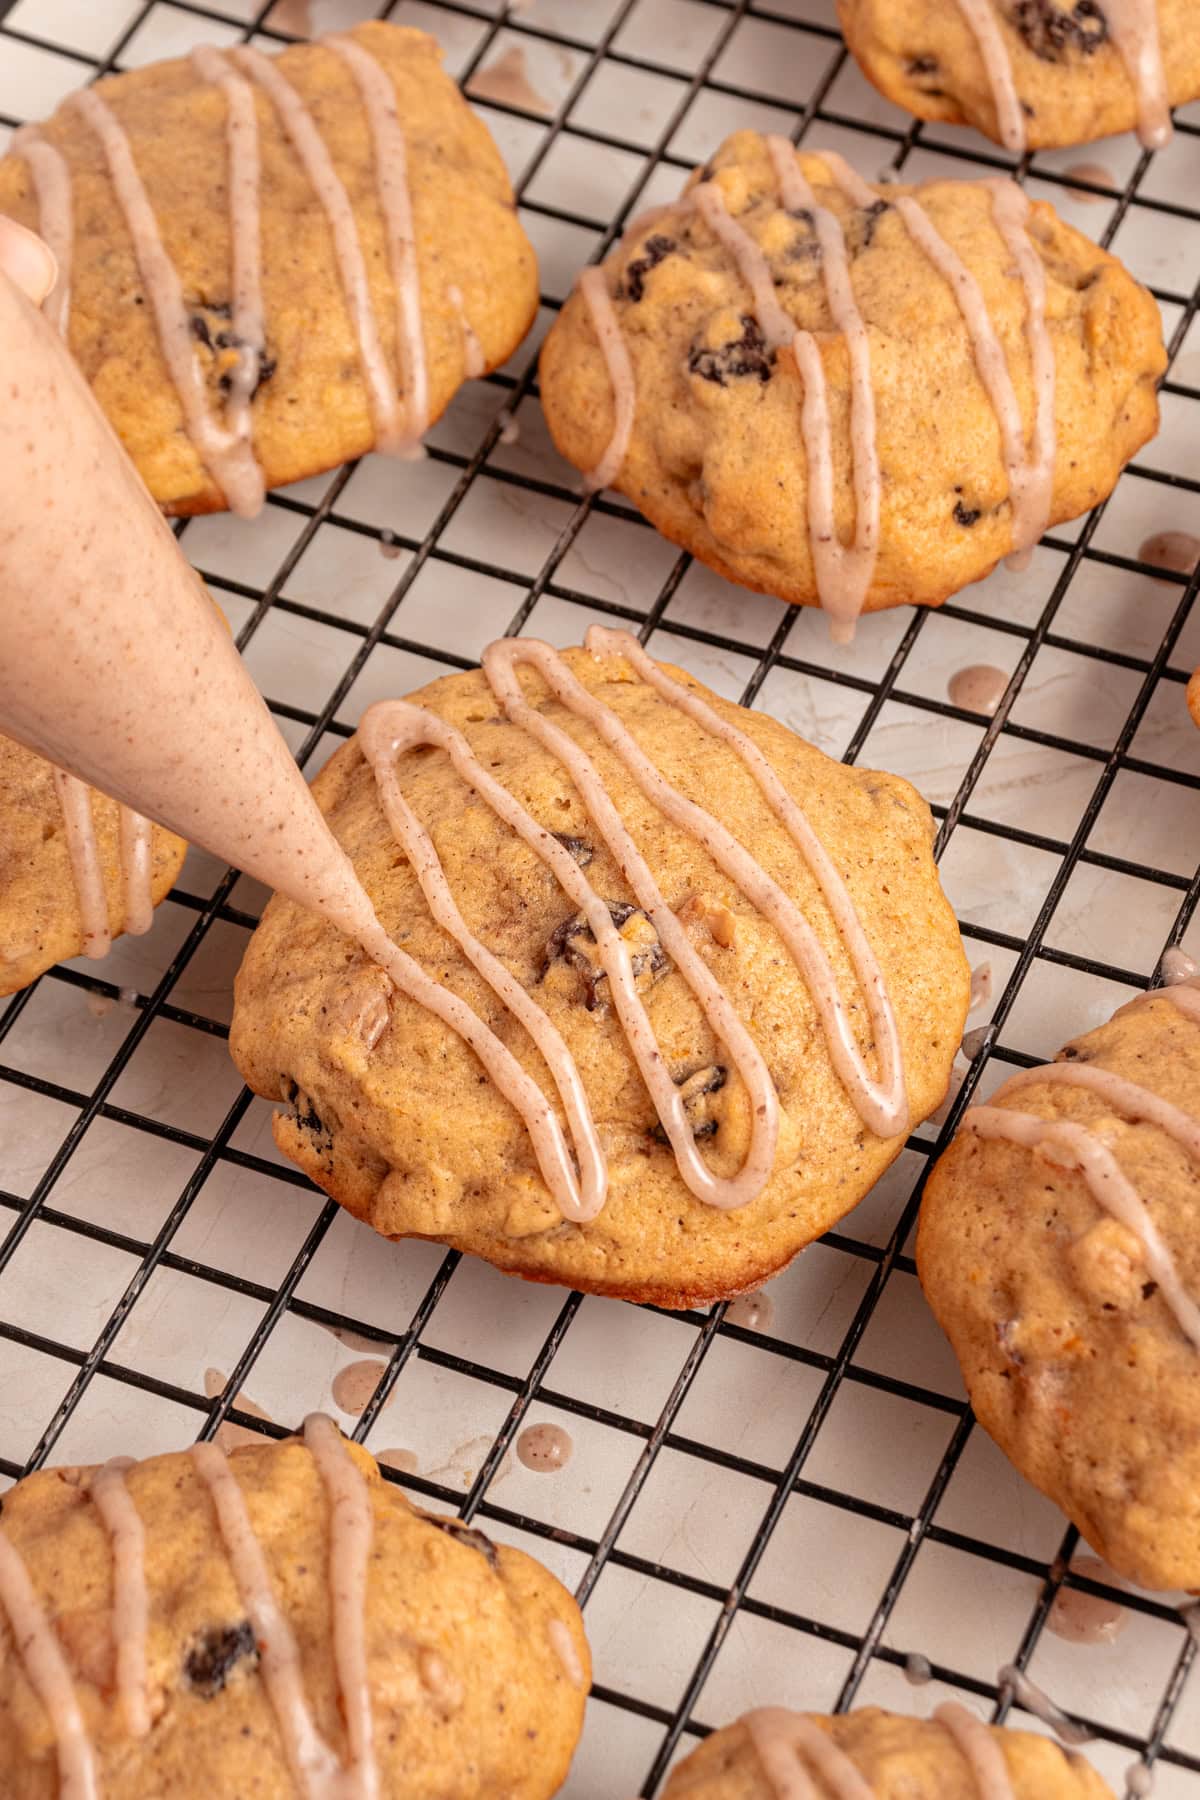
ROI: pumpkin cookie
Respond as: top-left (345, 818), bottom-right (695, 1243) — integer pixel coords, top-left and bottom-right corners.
top-left (0, 1423), bottom-right (588, 1797)
top-left (229, 629), bottom-right (967, 1307)
top-left (919, 978), bottom-right (1200, 1590)
top-left (538, 132), bottom-right (1163, 636)
top-left (663, 1704), bottom-right (1113, 1797)
top-left (0, 733), bottom-right (186, 996)
top-left (838, 0), bottom-right (1197, 153)
top-left (0, 23), bottom-right (538, 517)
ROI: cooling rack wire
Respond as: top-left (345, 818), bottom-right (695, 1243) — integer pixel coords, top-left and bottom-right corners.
top-left (0, 0), bottom-right (1199, 1792)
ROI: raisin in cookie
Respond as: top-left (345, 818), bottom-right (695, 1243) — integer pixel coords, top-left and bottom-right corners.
top-left (0, 23), bottom-right (537, 518)
top-left (839, 0), bottom-right (1198, 153)
top-left (0, 1423), bottom-right (588, 1797)
top-left (539, 132), bottom-right (1163, 636)
top-left (230, 630), bottom-right (967, 1307)
top-left (920, 979), bottom-right (1200, 1590)
top-left (0, 733), bottom-right (186, 995)
top-left (663, 1705), bottom-right (1113, 1798)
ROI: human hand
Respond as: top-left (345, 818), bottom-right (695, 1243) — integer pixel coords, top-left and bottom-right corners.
top-left (0, 217), bottom-right (57, 305)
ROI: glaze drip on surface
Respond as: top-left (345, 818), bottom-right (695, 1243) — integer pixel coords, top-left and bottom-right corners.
top-left (952, 0), bottom-right (1171, 149)
top-left (356, 628), bottom-right (905, 1220)
top-left (962, 1039), bottom-right (1200, 1351)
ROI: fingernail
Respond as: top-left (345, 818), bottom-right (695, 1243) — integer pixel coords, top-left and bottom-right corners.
top-left (0, 218), bottom-right (59, 307)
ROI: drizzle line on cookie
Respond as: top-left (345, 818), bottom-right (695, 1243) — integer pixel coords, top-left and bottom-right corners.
top-left (15, 129), bottom-right (158, 951)
top-left (821, 151), bottom-right (1055, 570)
top-left (325, 33), bottom-right (429, 448)
top-left (190, 45), bottom-right (268, 491)
top-left (935, 1702), bottom-right (1017, 1799)
top-left (0, 1424), bottom-right (392, 1796)
top-left (0, 1523), bottom-right (98, 1798)
top-left (11, 128), bottom-right (72, 335)
top-left (89, 1457), bottom-right (151, 1739)
top-left (303, 1414), bottom-right (379, 1799)
top-left (73, 86), bottom-right (264, 518)
top-left (191, 1439), bottom-right (346, 1796)
top-left (358, 629), bottom-right (906, 1221)
top-left (765, 136), bottom-right (881, 642)
top-left (961, 1008), bottom-right (1200, 1351)
top-left (356, 699), bottom-right (608, 1223)
top-left (745, 1708), bottom-right (875, 1797)
top-left (950, 0), bottom-right (1171, 150)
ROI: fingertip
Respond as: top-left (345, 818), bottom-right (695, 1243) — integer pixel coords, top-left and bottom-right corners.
top-left (0, 217), bottom-right (59, 307)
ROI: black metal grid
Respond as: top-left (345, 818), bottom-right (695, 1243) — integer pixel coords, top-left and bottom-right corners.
top-left (0, 0), bottom-right (1198, 1794)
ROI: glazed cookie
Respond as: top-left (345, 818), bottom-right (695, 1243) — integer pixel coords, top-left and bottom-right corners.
top-left (538, 132), bottom-right (1164, 636)
top-left (919, 977), bottom-right (1200, 1590)
top-left (0, 23), bottom-right (537, 517)
top-left (0, 733), bottom-right (186, 996)
top-left (663, 1704), bottom-right (1113, 1797)
top-left (838, 0), bottom-right (1196, 154)
top-left (0, 1422), bottom-right (588, 1797)
top-left (230, 629), bottom-right (968, 1307)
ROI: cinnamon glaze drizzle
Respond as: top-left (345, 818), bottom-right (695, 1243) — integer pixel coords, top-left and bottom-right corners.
top-left (743, 1705), bottom-right (1017, 1798)
top-left (582, 139), bottom-right (1058, 637)
top-left (0, 1422), bottom-right (383, 1798)
top-left (951, 0), bottom-right (1172, 151)
top-left (0, 1420), bottom-right (582, 1796)
top-left (13, 128), bottom-right (158, 959)
top-left (18, 33), bottom-right (480, 509)
top-left (357, 627), bottom-right (906, 1223)
top-left (961, 981), bottom-right (1200, 1351)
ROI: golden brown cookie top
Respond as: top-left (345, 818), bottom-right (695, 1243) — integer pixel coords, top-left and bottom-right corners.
top-left (0, 732), bottom-right (186, 996)
top-left (0, 23), bottom-right (537, 515)
top-left (838, 0), bottom-right (1197, 152)
top-left (538, 132), bottom-right (1163, 626)
top-left (663, 1705), bottom-right (1113, 1797)
top-left (230, 632), bottom-right (967, 1305)
top-left (0, 1426), bottom-right (588, 1798)
top-left (919, 980), bottom-right (1200, 1589)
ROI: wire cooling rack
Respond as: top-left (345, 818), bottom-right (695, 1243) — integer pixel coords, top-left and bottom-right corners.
top-left (1, 0), bottom-right (1199, 1793)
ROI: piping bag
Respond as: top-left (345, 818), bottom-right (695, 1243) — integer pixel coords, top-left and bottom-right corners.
top-left (0, 256), bottom-right (379, 944)
top-left (0, 250), bottom-right (587, 1203)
